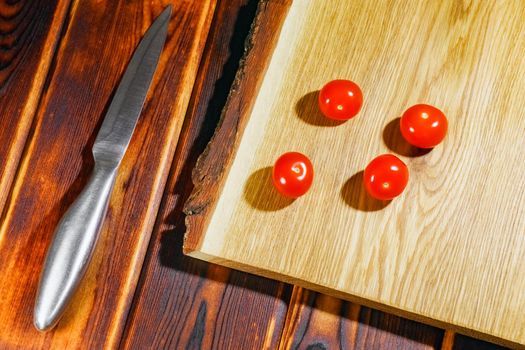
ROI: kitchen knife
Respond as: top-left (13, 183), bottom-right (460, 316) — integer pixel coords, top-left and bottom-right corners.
top-left (34, 5), bottom-right (171, 331)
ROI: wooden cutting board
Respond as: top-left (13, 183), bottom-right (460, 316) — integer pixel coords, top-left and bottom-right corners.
top-left (184, 0), bottom-right (525, 347)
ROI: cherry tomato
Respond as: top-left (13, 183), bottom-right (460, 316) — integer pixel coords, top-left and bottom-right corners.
top-left (400, 104), bottom-right (448, 148)
top-left (318, 79), bottom-right (363, 120)
top-left (272, 152), bottom-right (314, 198)
top-left (364, 154), bottom-right (409, 201)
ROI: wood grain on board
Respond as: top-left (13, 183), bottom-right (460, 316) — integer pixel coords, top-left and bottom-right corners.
top-left (121, 1), bottom-right (290, 348)
top-left (0, 0), bottom-right (71, 215)
top-left (0, 1), bottom-right (215, 348)
top-left (184, 0), bottom-right (525, 347)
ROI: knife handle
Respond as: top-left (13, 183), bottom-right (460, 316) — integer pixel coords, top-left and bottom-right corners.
top-left (34, 163), bottom-right (117, 331)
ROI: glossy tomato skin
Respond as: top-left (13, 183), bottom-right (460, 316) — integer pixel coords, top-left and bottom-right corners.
top-left (364, 154), bottom-right (409, 201)
top-left (318, 79), bottom-right (363, 120)
top-left (272, 152), bottom-right (314, 198)
top-left (400, 104), bottom-right (448, 148)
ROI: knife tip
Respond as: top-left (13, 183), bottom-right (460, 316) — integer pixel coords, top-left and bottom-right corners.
top-left (162, 4), bottom-right (173, 19)
top-left (152, 4), bottom-right (172, 32)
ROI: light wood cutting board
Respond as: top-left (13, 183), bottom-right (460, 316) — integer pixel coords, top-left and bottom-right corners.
top-left (184, 0), bottom-right (525, 347)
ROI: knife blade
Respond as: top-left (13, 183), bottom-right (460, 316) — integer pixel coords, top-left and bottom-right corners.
top-left (34, 5), bottom-right (171, 331)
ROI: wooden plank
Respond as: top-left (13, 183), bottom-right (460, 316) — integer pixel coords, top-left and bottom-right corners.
top-left (0, 1), bottom-right (215, 348)
top-left (184, 0), bottom-right (525, 347)
top-left (279, 287), bottom-right (444, 350)
top-left (440, 331), bottom-right (456, 350)
top-left (0, 0), bottom-right (71, 214)
top-left (121, 1), bottom-right (290, 348)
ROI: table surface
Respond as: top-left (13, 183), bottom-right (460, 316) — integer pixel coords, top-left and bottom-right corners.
top-left (0, 0), bottom-right (510, 349)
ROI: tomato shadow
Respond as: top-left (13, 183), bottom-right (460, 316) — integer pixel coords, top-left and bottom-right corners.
top-left (295, 91), bottom-right (346, 127)
top-left (243, 167), bottom-right (295, 211)
top-left (341, 171), bottom-right (390, 211)
top-left (383, 118), bottom-right (432, 157)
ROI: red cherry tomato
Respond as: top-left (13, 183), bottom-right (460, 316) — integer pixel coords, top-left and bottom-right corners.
top-left (318, 79), bottom-right (363, 120)
top-left (272, 152), bottom-right (314, 198)
top-left (364, 154), bottom-right (409, 201)
top-left (400, 104), bottom-right (448, 148)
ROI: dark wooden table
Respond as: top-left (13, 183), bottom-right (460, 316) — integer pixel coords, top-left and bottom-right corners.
top-left (0, 0), bottom-right (511, 348)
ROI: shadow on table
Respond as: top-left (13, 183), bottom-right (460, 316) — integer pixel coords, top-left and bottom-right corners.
top-left (289, 291), bottom-right (446, 349)
top-left (154, 0), bottom-right (288, 295)
top-left (290, 291), bottom-right (509, 348)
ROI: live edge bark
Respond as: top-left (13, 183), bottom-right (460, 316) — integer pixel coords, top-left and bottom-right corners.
top-left (183, 0), bottom-right (293, 253)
